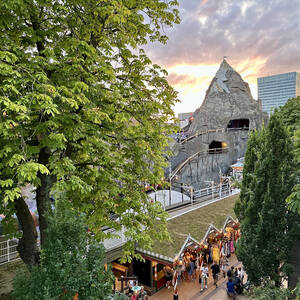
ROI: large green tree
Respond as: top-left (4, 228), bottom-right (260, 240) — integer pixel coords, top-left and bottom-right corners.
top-left (278, 97), bottom-right (300, 213)
top-left (13, 201), bottom-right (114, 299)
top-left (236, 112), bottom-right (300, 285)
top-left (0, 0), bottom-right (180, 267)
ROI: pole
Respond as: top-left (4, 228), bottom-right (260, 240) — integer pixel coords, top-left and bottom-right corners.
top-left (219, 169), bottom-right (222, 199)
top-left (121, 276), bottom-right (124, 293)
top-left (169, 179), bottom-right (171, 206)
top-left (154, 264), bottom-right (158, 292)
top-left (212, 182), bottom-right (214, 201)
top-left (7, 240), bottom-right (10, 263)
top-left (169, 165), bottom-right (172, 206)
top-left (181, 183), bottom-right (184, 203)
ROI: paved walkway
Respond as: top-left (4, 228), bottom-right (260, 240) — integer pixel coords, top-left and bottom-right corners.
top-left (149, 255), bottom-right (249, 300)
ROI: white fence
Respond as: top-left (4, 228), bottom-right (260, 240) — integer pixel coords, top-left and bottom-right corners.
top-left (193, 183), bottom-right (230, 199)
top-left (0, 184), bottom-right (233, 266)
top-left (147, 183), bottom-right (232, 210)
top-left (0, 238), bottom-right (19, 265)
top-left (148, 189), bottom-right (191, 209)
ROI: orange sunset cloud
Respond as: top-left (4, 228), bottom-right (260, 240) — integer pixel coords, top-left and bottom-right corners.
top-left (146, 0), bottom-right (300, 114)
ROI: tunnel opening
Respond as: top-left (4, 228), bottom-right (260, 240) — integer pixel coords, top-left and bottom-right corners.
top-left (227, 118), bottom-right (249, 130)
top-left (209, 141), bottom-right (227, 154)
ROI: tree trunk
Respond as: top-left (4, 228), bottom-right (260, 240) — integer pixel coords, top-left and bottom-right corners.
top-left (15, 197), bottom-right (39, 267)
top-left (15, 147), bottom-right (54, 267)
top-left (36, 147), bottom-right (53, 247)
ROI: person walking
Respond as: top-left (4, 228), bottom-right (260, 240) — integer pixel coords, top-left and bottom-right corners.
top-left (227, 266), bottom-right (234, 280)
top-left (226, 278), bottom-right (237, 300)
top-left (163, 265), bottom-right (173, 289)
top-left (237, 267), bottom-right (245, 283)
top-left (172, 265), bottom-right (180, 300)
top-left (211, 261), bottom-right (220, 288)
top-left (191, 253), bottom-right (197, 280)
top-left (199, 263), bottom-right (209, 292)
top-left (220, 256), bottom-right (226, 278)
top-left (186, 259), bottom-right (194, 281)
top-left (138, 286), bottom-right (148, 300)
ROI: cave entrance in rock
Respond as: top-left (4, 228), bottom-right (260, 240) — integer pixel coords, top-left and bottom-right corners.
top-left (209, 141), bottom-right (227, 154)
top-left (227, 118), bottom-right (249, 130)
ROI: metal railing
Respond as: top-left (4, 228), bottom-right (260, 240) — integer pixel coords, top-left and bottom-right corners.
top-left (193, 183), bottom-right (230, 199)
top-left (0, 238), bottom-right (19, 265)
top-left (149, 183), bottom-right (232, 211)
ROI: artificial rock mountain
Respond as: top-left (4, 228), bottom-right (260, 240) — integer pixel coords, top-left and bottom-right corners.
top-left (169, 59), bottom-right (268, 189)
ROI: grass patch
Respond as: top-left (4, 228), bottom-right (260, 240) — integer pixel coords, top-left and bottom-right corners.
top-left (152, 194), bottom-right (238, 259)
top-left (0, 260), bottom-right (25, 297)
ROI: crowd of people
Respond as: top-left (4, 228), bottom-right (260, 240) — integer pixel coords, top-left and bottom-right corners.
top-left (127, 280), bottom-right (148, 300)
top-left (162, 246), bottom-right (245, 299)
top-left (226, 266), bottom-right (245, 299)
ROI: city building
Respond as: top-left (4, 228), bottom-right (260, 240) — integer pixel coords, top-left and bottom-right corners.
top-left (257, 72), bottom-right (300, 114)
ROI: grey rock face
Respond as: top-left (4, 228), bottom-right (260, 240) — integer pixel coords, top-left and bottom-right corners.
top-left (189, 59), bottom-right (266, 133)
top-left (170, 59), bottom-right (268, 189)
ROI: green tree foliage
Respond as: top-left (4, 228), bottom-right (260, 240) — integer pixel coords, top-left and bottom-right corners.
top-left (0, 0), bottom-right (180, 266)
top-left (292, 278), bottom-right (300, 299)
top-left (234, 130), bottom-right (261, 220)
top-left (13, 201), bottom-right (114, 299)
top-left (278, 97), bottom-right (300, 133)
top-left (236, 112), bottom-right (300, 285)
top-left (278, 97), bottom-right (300, 213)
top-left (249, 285), bottom-right (290, 300)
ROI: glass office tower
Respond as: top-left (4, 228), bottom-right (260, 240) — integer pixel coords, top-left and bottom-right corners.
top-left (257, 72), bottom-right (300, 114)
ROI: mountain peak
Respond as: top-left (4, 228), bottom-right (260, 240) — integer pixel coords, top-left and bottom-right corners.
top-left (219, 58), bottom-right (233, 71)
top-left (208, 59), bottom-right (236, 94)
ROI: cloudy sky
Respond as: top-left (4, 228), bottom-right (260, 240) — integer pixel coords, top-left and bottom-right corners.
top-left (146, 0), bottom-right (300, 115)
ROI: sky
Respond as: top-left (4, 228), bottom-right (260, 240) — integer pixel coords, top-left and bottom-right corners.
top-left (146, 0), bottom-right (300, 115)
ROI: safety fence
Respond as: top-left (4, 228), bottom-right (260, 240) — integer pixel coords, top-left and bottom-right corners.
top-left (193, 182), bottom-right (230, 199)
top-left (0, 238), bottom-right (19, 265)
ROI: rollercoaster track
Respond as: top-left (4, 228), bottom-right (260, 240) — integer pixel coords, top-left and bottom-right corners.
top-left (170, 147), bottom-right (229, 180)
top-left (172, 126), bottom-right (249, 180)
top-left (179, 127), bottom-right (226, 145)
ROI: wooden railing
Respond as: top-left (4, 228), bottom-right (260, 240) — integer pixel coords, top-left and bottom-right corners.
top-left (170, 147), bottom-right (229, 180)
top-left (179, 128), bottom-right (225, 145)
top-left (179, 126), bottom-right (249, 145)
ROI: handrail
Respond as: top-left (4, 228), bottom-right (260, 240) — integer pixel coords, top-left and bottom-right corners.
top-left (179, 128), bottom-right (225, 145)
top-left (170, 147), bottom-right (229, 180)
top-left (179, 126), bottom-right (249, 145)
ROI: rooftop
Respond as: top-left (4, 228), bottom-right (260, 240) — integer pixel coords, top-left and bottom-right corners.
top-left (150, 194), bottom-right (238, 259)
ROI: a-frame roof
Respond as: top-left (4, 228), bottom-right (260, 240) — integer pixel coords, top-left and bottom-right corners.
top-left (177, 234), bottom-right (202, 258)
top-left (202, 224), bottom-right (220, 244)
top-left (222, 215), bottom-right (237, 232)
top-left (145, 194), bottom-right (238, 259)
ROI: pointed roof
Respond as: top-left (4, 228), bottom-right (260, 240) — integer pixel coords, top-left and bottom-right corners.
top-left (222, 215), bottom-right (237, 232)
top-left (202, 224), bottom-right (220, 244)
top-left (177, 234), bottom-right (202, 258)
